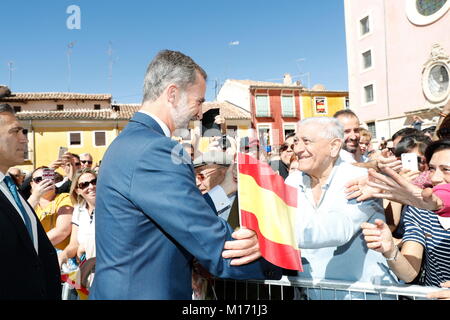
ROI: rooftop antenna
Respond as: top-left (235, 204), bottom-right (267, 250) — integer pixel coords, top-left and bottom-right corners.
top-left (295, 58), bottom-right (310, 89)
top-left (7, 61), bottom-right (15, 89)
top-left (107, 41), bottom-right (118, 94)
top-left (67, 41), bottom-right (76, 92)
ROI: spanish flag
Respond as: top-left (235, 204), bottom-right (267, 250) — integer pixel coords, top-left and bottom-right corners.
top-left (238, 153), bottom-right (302, 271)
top-left (61, 270), bottom-right (89, 300)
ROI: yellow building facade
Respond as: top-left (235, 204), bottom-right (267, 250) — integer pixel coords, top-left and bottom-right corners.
top-left (300, 89), bottom-right (349, 119)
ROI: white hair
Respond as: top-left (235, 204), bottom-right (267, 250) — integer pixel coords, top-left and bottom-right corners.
top-left (298, 117), bottom-right (344, 140)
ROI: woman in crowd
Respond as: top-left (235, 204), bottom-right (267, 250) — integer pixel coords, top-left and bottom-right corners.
top-left (387, 134), bottom-right (432, 242)
top-left (269, 133), bottom-right (297, 180)
top-left (28, 166), bottom-right (73, 250)
top-left (361, 140), bottom-right (450, 299)
top-left (58, 168), bottom-right (97, 268)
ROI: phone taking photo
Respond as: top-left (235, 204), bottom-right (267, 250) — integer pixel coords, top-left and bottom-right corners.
top-left (401, 153), bottom-right (419, 172)
top-left (58, 146), bottom-right (68, 160)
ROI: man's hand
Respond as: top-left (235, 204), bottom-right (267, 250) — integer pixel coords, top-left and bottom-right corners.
top-left (361, 219), bottom-right (395, 256)
top-left (222, 228), bottom-right (261, 266)
top-left (366, 167), bottom-right (442, 211)
top-left (219, 164), bottom-right (237, 196)
top-left (345, 174), bottom-right (382, 202)
top-left (427, 281), bottom-right (450, 300)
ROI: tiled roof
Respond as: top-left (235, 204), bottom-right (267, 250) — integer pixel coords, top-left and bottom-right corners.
top-left (16, 109), bottom-right (116, 121)
top-left (1, 92), bottom-right (112, 101)
top-left (15, 102), bottom-right (250, 121)
top-left (228, 79), bottom-right (302, 88)
top-left (202, 101), bottom-right (251, 120)
top-left (112, 104), bottom-right (141, 119)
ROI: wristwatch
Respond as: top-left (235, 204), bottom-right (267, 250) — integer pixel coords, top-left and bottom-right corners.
top-left (385, 245), bottom-right (399, 261)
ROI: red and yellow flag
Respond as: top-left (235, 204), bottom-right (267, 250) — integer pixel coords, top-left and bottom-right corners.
top-left (61, 270), bottom-right (89, 300)
top-left (238, 153), bottom-right (303, 271)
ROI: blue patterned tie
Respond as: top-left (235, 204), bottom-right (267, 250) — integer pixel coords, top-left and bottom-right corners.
top-left (4, 175), bottom-right (34, 242)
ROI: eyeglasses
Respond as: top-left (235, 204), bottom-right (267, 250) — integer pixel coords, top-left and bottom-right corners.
top-left (78, 178), bottom-right (97, 190)
top-left (81, 160), bottom-right (93, 165)
top-left (280, 144), bottom-right (294, 152)
top-left (32, 176), bottom-right (43, 183)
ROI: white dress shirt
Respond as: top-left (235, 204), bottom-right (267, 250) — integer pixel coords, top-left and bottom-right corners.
top-left (0, 172), bottom-right (39, 253)
top-left (285, 157), bottom-right (398, 299)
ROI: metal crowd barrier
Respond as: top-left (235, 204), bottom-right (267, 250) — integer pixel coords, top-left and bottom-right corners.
top-left (210, 276), bottom-right (444, 300)
top-left (62, 276), bottom-right (444, 300)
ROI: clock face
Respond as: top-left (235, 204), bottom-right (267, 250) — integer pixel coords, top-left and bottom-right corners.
top-left (428, 64), bottom-right (449, 96)
top-left (416, 0), bottom-right (447, 16)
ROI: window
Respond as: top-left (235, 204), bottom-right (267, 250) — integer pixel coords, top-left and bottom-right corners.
top-left (13, 106), bottom-right (21, 113)
top-left (428, 64), bottom-right (449, 96)
top-left (406, 0), bottom-right (450, 25)
top-left (314, 97), bottom-right (328, 114)
top-left (94, 131), bottom-right (106, 147)
top-left (257, 124), bottom-right (271, 146)
top-left (364, 85), bottom-right (374, 103)
top-left (360, 16), bottom-right (370, 36)
top-left (362, 50), bottom-right (372, 69)
top-left (69, 132), bottom-right (82, 146)
top-left (281, 95), bottom-right (295, 117)
top-left (283, 124), bottom-right (296, 140)
top-left (416, 0), bottom-right (447, 16)
top-left (367, 121), bottom-right (376, 138)
top-left (226, 125), bottom-right (238, 138)
top-left (24, 130), bottom-right (29, 160)
top-left (255, 95), bottom-right (270, 117)
top-left (57, 104), bottom-right (64, 111)
top-left (94, 104), bottom-right (101, 110)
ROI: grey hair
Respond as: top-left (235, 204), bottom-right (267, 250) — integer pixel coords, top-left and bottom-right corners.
top-left (0, 104), bottom-right (14, 124)
top-left (0, 103), bottom-right (14, 114)
top-left (142, 50), bottom-right (207, 103)
top-left (298, 117), bottom-right (344, 140)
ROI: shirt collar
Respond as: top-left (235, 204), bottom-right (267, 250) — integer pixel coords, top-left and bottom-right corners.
top-left (298, 157), bottom-right (343, 191)
top-left (0, 171), bottom-right (8, 183)
top-left (138, 111), bottom-right (171, 138)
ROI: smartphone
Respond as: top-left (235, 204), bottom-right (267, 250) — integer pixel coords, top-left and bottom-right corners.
top-left (42, 168), bottom-right (55, 181)
top-left (58, 146), bottom-right (68, 160)
top-left (401, 153), bottom-right (419, 172)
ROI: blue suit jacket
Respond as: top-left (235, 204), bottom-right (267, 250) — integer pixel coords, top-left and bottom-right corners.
top-left (90, 112), bottom-right (280, 300)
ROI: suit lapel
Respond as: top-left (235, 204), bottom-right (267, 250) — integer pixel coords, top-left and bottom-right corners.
top-left (0, 191), bottom-right (38, 256)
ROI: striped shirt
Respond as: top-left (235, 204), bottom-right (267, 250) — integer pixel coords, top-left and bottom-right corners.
top-left (402, 206), bottom-right (450, 287)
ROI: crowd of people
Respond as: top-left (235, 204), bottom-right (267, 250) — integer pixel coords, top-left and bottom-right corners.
top-left (1, 49), bottom-right (450, 300)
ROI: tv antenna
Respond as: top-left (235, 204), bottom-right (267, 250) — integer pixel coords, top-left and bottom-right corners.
top-left (7, 61), bottom-right (15, 88)
top-left (67, 41), bottom-right (76, 92)
top-left (107, 41), bottom-right (118, 93)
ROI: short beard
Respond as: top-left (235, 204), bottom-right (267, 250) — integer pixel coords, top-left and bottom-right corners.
top-left (343, 143), bottom-right (359, 154)
top-left (170, 92), bottom-right (191, 130)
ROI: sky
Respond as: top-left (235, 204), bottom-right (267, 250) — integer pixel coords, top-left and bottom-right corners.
top-left (0, 0), bottom-right (349, 104)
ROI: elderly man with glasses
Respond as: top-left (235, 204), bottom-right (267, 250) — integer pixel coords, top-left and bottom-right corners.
top-left (79, 153), bottom-right (94, 169)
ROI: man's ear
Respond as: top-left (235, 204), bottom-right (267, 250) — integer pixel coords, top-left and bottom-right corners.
top-left (166, 84), bottom-right (178, 106)
top-left (330, 138), bottom-right (343, 157)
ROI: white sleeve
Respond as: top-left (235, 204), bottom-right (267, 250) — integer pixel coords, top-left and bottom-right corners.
top-left (207, 185), bottom-right (232, 215)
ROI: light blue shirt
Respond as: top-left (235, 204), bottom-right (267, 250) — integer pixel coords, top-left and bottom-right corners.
top-left (285, 157), bottom-right (398, 299)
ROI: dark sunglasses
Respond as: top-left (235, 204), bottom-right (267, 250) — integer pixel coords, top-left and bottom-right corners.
top-left (280, 144), bottom-right (294, 152)
top-left (78, 178), bottom-right (97, 190)
top-left (81, 160), bottom-right (93, 165)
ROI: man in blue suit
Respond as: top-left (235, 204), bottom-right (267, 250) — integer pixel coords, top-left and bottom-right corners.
top-left (90, 50), bottom-right (281, 300)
